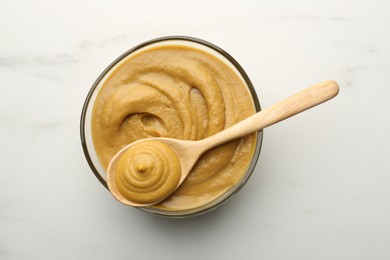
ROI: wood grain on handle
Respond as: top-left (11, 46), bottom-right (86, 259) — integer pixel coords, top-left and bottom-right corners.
top-left (199, 80), bottom-right (339, 150)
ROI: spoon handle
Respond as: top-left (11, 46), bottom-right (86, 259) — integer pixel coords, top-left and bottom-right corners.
top-left (199, 80), bottom-right (339, 150)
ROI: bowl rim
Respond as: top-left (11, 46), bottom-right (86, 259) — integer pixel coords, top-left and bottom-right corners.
top-left (80, 35), bottom-right (263, 217)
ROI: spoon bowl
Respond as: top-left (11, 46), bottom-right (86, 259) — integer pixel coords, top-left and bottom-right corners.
top-left (107, 138), bottom-right (200, 207)
top-left (107, 80), bottom-right (339, 207)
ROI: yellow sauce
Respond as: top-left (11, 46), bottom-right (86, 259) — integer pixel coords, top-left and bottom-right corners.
top-left (92, 44), bottom-right (257, 211)
top-left (114, 140), bottom-right (181, 205)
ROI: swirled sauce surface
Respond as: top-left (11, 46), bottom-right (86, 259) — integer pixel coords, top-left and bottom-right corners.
top-left (92, 44), bottom-right (257, 211)
top-left (113, 140), bottom-right (181, 205)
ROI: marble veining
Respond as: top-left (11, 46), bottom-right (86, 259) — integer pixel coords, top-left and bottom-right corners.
top-left (0, 54), bottom-right (78, 68)
top-left (78, 34), bottom-right (130, 50)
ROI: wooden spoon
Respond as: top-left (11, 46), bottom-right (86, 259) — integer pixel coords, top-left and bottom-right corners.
top-left (107, 80), bottom-right (339, 207)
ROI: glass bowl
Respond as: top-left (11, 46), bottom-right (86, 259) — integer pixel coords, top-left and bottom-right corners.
top-left (80, 36), bottom-right (263, 218)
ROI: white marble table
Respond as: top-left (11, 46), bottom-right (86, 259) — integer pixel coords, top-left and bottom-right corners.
top-left (1, 0), bottom-right (389, 259)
